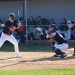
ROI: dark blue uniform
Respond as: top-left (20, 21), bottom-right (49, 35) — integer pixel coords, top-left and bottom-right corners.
top-left (3, 20), bottom-right (18, 35)
top-left (53, 32), bottom-right (67, 44)
top-left (47, 32), bottom-right (68, 58)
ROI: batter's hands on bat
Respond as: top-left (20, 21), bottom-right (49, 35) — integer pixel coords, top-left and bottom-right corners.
top-left (9, 26), bottom-right (16, 31)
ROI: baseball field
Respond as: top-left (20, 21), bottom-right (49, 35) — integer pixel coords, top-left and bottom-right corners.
top-left (0, 43), bottom-right (75, 75)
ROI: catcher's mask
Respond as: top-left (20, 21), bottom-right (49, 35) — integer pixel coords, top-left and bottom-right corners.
top-left (8, 13), bottom-right (15, 19)
top-left (48, 25), bottom-right (56, 35)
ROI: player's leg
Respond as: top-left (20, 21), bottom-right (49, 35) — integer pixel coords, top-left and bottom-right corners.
top-left (54, 43), bottom-right (68, 58)
top-left (7, 35), bottom-right (21, 57)
top-left (55, 48), bottom-right (67, 58)
top-left (54, 43), bottom-right (68, 53)
top-left (0, 33), bottom-right (6, 48)
top-left (51, 46), bottom-right (65, 58)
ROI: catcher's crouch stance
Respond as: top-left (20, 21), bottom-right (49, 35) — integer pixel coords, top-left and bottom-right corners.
top-left (0, 13), bottom-right (21, 57)
top-left (47, 26), bottom-right (68, 58)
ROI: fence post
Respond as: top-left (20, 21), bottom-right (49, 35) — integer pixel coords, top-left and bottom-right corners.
top-left (24, 0), bottom-right (28, 45)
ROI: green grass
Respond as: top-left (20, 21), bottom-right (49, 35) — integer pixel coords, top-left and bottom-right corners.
top-left (0, 41), bottom-right (73, 52)
top-left (0, 69), bottom-right (75, 75)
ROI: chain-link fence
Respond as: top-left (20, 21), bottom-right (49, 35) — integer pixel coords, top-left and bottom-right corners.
top-left (11, 24), bottom-right (75, 45)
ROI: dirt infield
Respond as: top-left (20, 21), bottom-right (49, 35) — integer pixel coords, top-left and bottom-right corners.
top-left (0, 48), bottom-right (75, 70)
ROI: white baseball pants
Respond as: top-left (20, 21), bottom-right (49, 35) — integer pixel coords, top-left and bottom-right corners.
top-left (0, 33), bottom-right (20, 57)
top-left (54, 43), bottom-right (68, 52)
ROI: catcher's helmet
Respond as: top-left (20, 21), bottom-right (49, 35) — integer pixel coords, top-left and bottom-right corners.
top-left (48, 25), bottom-right (56, 34)
top-left (8, 13), bottom-right (15, 19)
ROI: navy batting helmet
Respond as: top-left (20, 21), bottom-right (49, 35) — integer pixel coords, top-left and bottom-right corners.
top-left (8, 13), bottom-right (15, 19)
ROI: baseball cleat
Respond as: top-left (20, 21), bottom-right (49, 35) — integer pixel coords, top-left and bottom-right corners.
top-left (60, 54), bottom-right (67, 58)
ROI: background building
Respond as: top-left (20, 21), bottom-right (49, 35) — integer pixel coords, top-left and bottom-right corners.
top-left (0, 0), bottom-right (75, 22)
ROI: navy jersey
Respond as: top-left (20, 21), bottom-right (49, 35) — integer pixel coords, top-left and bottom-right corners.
top-left (3, 20), bottom-right (18, 35)
top-left (53, 32), bottom-right (67, 44)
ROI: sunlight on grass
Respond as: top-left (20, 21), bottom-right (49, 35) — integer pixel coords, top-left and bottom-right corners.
top-left (0, 69), bottom-right (75, 75)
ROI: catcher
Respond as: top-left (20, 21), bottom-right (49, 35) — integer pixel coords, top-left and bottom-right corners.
top-left (0, 13), bottom-right (21, 58)
top-left (47, 25), bottom-right (68, 58)
top-left (37, 25), bottom-right (68, 58)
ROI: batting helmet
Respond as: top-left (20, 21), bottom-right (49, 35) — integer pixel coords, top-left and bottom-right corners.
top-left (8, 13), bottom-right (15, 19)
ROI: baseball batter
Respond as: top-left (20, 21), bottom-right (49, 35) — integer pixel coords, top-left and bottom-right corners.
top-left (0, 13), bottom-right (21, 58)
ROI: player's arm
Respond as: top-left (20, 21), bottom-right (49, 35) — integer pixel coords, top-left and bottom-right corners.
top-left (16, 21), bottom-right (23, 29)
top-left (46, 32), bottom-right (56, 39)
top-left (46, 32), bottom-right (56, 42)
top-left (9, 26), bottom-right (16, 31)
top-left (8, 21), bottom-right (18, 31)
top-left (9, 20), bottom-right (20, 31)
top-left (47, 35), bottom-right (54, 38)
top-left (9, 23), bottom-right (22, 31)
